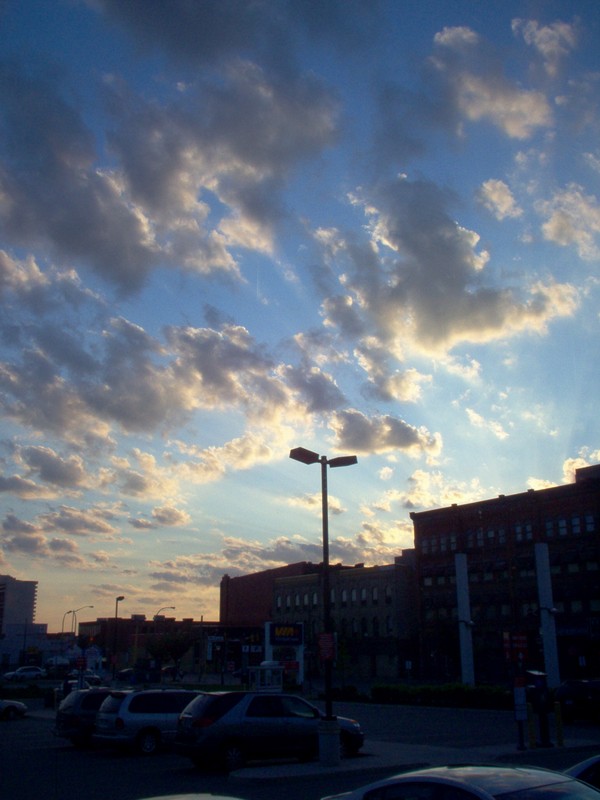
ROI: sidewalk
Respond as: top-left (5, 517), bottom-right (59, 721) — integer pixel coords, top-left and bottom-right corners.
top-left (230, 734), bottom-right (600, 782)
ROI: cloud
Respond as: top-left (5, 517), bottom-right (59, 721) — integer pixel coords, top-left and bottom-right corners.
top-left (536, 183), bottom-right (600, 260)
top-left (478, 179), bottom-right (523, 220)
top-left (512, 18), bottom-right (578, 77)
top-left (431, 26), bottom-right (553, 139)
top-left (328, 177), bottom-right (580, 356)
top-left (329, 409), bottom-right (441, 458)
top-left (465, 407), bottom-right (509, 440)
top-left (151, 506), bottom-right (191, 526)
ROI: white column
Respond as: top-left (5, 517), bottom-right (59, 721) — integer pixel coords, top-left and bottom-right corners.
top-left (455, 553), bottom-right (475, 686)
top-left (535, 542), bottom-right (560, 688)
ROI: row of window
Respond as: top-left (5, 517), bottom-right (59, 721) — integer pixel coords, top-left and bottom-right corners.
top-left (422, 559), bottom-right (600, 586)
top-left (300, 615), bottom-right (396, 638)
top-left (275, 585), bottom-right (393, 611)
top-left (420, 513), bottom-right (596, 554)
top-left (423, 597), bottom-right (600, 622)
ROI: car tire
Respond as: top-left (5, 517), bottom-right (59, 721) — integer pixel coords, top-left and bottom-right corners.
top-left (221, 741), bottom-right (245, 772)
top-left (136, 728), bottom-right (161, 755)
top-left (2, 707), bottom-right (17, 720)
top-left (340, 735), bottom-right (359, 758)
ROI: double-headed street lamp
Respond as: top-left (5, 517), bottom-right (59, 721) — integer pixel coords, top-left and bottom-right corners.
top-left (71, 605), bottom-right (94, 635)
top-left (289, 447), bottom-right (357, 723)
top-left (153, 606), bottom-right (175, 620)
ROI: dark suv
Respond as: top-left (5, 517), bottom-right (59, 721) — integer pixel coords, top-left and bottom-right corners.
top-left (174, 691), bottom-right (364, 770)
top-left (94, 689), bottom-right (199, 754)
top-left (55, 687), bottom-right (112, 747)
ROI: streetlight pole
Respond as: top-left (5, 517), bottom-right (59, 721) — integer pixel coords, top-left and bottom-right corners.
top-left (71, 605), bottom-right (94, 635)
top-left (61, 610), bottom-right (73, 655)
top-left (289, 446), bottom-right (357, 766)
top-left (112, 596), bottom-right (125, 680)
top-left (153, 606), bottom-right (175, 620)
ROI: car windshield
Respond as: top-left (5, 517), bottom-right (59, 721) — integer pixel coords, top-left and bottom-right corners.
top-left (498, 780), bottom-right (600, 800)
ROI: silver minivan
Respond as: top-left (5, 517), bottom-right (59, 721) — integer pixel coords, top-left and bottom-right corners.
top-left (94, 689), bottom-right (199, 754)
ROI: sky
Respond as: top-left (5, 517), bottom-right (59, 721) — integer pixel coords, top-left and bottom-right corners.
top-left (0, 0), bottom-right (599, 633)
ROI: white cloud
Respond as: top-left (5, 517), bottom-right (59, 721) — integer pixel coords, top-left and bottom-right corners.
top-left (478, 179), bottom-right (523, 220)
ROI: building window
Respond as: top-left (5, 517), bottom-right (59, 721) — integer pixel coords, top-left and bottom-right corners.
top-left (372, 617), bottom-right (379, 637)
top-left (386, 615), bottom-right (393, 634)
top-left (545, 519), bottom-right (554, 538)
top-left (571, 515), bottom-right (581, 534)
top-left (361, 618), bottom-right (368, 636)
top-left (570, 600), bottom-right (583, 613)
top-left (360, 588), bottom-right (367, 605)
top-left (352, 618), bottom-right (358, 634)
top-left (558, 518), bottom-right (567, 536)
top-left (385, 585), bottom-right (392, 605)
top-left (341, 589), bottom-right (347, 606)
top-left (567, 563), bottom-right (580, 573)
top-left (295, 594), bottom-right (300, 608)
top-left (450, 534), bottom-right (457, 550)
top-left (285, 595), bottom-right (291, 609)
top-left (276, 595), bottom-right (282, 610)
top-left (586, 561), bottom-right (599, 571)
top-left (312, 592), bottom-right (318, 607)
top-left (303, 593), bottom-right (309, 607)
top-left (330, 588), bottom-right (335, 606)
top-left (585, 514), bottom-right (595, 533)
top-left (351, 588), bottom-right (357, 604)
top-left (372, 587), bottom-right (378, 604)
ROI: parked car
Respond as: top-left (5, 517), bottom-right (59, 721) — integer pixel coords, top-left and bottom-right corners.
top-left (2, 665), bottom-right (47, 682)
top-left (175, 690), bottom-right (364, 771)
top-left (93, 688), bottom-right (199, 754)
top-left (0, 698), bottom-right (27, 720)
top-left (566, 756), bottom-right (600, 791)
top-left (55, 687), bottom-right (112, 747)
top-left (321, 765), bottom-right (600, 800)
top-left (554, 679), bottom-right (600, 722)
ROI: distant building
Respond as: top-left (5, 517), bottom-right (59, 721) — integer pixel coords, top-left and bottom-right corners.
top-left (411, 464), bottom-right (600, 684)
top-left (220, 562), bottom-right (324, 626)
top-left (271, 553), bottom-right (418, 683)
top-left (0, 575), bottom-right (38, 635)
top-left (0, 576), bottom-right (40, 667)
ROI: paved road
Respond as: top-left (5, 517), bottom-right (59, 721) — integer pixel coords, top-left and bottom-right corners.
top-left (2, 698), bottom-right (599, 800)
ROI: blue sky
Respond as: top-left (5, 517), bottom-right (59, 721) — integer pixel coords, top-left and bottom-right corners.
top-left (1, 0), bottom-right (598, 632)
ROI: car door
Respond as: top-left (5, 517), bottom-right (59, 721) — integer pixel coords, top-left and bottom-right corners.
top-left (242, 695), bottom-right (288, 759)
top-left (278, 695), bottom-right (320, 756)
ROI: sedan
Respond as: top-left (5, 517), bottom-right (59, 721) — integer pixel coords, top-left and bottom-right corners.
top-left (67, 669), bottom-right (103, 686)
top-left (322, 765), bottom-right (600, 800)
top-left (2, 665), bottom-right (47, 681)
top-left (0, 698), bottom-right (27, 720)
top-left (566, 756), bottom-right (600, 791)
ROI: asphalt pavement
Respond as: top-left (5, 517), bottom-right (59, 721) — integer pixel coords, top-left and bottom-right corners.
top-left (27, 699), bottom-right (600, 783)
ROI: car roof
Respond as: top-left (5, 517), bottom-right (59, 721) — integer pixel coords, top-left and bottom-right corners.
top-left (359, 766), bottom-right (573, 796)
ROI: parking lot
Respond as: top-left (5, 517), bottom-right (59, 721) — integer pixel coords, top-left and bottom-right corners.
top-left (2, 694), bottom-right (600, 800)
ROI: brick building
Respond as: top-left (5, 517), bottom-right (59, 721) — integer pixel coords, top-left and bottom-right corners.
top-left (410, 464), bottom-right (600, 684)
top-left (270, 553), bottom-right (418, 683)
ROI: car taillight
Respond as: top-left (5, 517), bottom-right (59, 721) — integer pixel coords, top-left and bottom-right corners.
top-left (115, 717), bottom-right (125, 730)
top-left (191, 717), bottom-right (215, 728)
